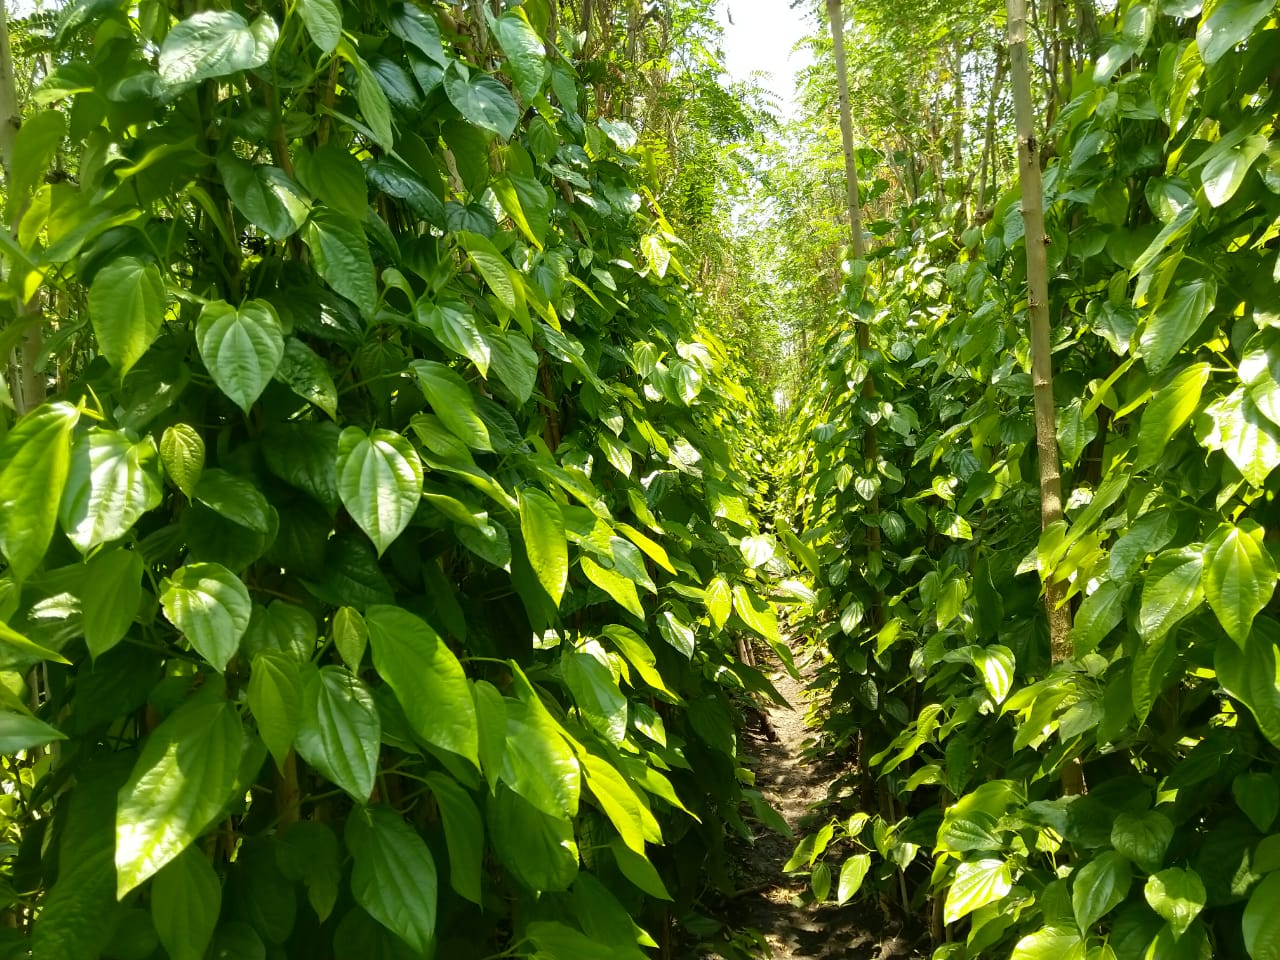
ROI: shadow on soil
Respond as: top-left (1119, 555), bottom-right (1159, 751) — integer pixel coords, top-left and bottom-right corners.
top-left (688, 658), bottom-right (928, 960)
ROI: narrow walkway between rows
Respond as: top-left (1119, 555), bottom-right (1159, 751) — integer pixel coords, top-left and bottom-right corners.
top-left (705, 652), bottom-right (925, 959)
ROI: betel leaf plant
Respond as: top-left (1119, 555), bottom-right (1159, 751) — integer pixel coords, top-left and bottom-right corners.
top-left (777, 0), bottom-right (1280, 958)
top-left (0, 1), bottom-right (788, 957)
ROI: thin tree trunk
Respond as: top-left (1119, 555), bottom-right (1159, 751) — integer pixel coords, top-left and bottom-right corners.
top-left (826, 0), bottom-right (866, 264)
top-left (952, 42), bottom-right (964, 182)
top-left (977, 49), bottom-right (1006, 216)
top-left (581, 0), bottom-right (595, 53)
top-left (1007, 0), bottom-right (1083, 795)
top-left (826, 0), bottom-right (883, 628)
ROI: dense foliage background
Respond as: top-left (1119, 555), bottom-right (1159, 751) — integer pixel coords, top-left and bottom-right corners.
top-left (0, 0), bottom-right (792, 957)
top-left (2, 0), bottom-right (1280, 958)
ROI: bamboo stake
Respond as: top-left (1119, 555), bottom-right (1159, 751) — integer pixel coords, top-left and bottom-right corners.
top-left (1006, 0), bottom-right (1084, 795)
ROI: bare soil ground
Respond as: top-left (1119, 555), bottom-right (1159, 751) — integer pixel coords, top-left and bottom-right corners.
top-left (692, 655), bottom-right (927, 960)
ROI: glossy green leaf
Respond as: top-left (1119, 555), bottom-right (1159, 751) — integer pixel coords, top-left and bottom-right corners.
top-left (500, 684), bottom-right (580, 819)
top-left (732, 583), bottom-right (780, 643)
top-left (600, 624), bottom-right (678, 699)
top-left (564, 641), bottom-right (628, 744)
top-left (82, 547), bottom-right (143, 658)
top-left (1139, 279), bottom-right (1215, 375)
top-left (1203, 521), bottom-right (1277, 646)
top-left (493, 11), bottom-right (546, 100)
top-left (296, 666), bottom-right (380, 802)
top-left (159, 424), bottom-right (204, 497)
top-left (248, 651), bottom-right (302, 771)
top-left (1057, 397), bottom-right (1097, 467)
top-left (0, 621), bottom-right (70, 667)
top-left (778, 522), bottom-right (821, 577)
top-left (1010, 927), bottom-right (1086, 960)
top-left (274, 338), bottom-right (338, 419)
top-left (243, 601), bottom-right (316, 662)
top-left (1243, 871), bottom-right (1280, 960)
top-left (705, 576), bottom-right (732, 630)
top-left (837, 854), bottom-right (871, 905)
top-left (1144, 868), bottom-right (1204, 940)
top-left (263, 421), bottom-right (341, 513)
top-left (7, 109), bottom-right (64, 214)
top-left (1233, 773), bottom-right (1280, 832)
top-left (1200, 388), bottom-right (1280, 487)
top-left (346, 806), bottom-right (437, 955)
top-left (336, 427), bottom-right (423, 556)
top-left (1241, 331), bottom-right (1280, 428)
top-left (581, 554), bottom-right (645, 620)
top-left (279, 822), bottom-right (340, 921)
top-left (1196, 0), bottom-right (1274, 64)
top-left (811, 860), bottom-right (832, 902)
top-left (443, 62), bottom-right (519, 139)
top-left (417, 303), bottom-right (490, 376)
top-left (973, 646), bottom-right (1015, 704)
top-left (1203, 134), bottom-right (1268, 207)
top-left (220, 158), bottom-right (309, 240)
top-left (423, 772), bottom-right (483, 905)
top-left (525, 922), bottom-right (614, 960)
top-left (1112, 809), bottom-right (1174, 873)
top-left (29, 766), bottom-right (122, 960)
top-left (195, 299), bottom-right (285, 414)
top-left (1135, 362), bottom-right (1210, 469)
top-left (193, 468), bottom-right (273, 534)
top-left (59, 429), bottom-right (162, 552)
top-left (656, 610), bottom-right (695, 659)
top-left (160, 563), bottom-right (251, 672)
top-left (158, 10), bottom-right (273, 87)
top-left (297, 144), bottom-right (367, 218)
top-left (484, 327), bottom-right (539, 403)
top-left (331, 607), bottom-right (367, 672)
top-left (1138, 547), bottom-right (1203, 642)
top-left (583, 753), bottom-right (650, 853)
top-left (365, 605), bottom-right (478, 764)
top-left (355, 56), bottom-right (395, 150)
top-left (489, 785), bottom-right (579, 892)
top-left (1217, 619), bottom-right (1280, 749)
top-left (937, 812), bottom-right (1002, 853)
top-left (151, 848), bottom-right (220, 960)
top-left (519, 487), bottom-right (568, 605)
top-left (116, 700), bottom-right (243, 896)
top-left (1071, 581), bottom-right (1129, 657)
top-left (641, 234), bottom-right (670, 279)
top-left (297, 0), bottom-right (341, 51)
top-left (89, 257), bottom-right (166, 376)
top-left (609, 837), bottom-right (670, 900)
top-left (944, 858), bottom-right (1012, 923)
top-left (1073, 851), bottom-right (1131, 932)
top-left (411, 360), bottom-right (492, 451)
top-left (0, 711), bottom-right (66, 754)
top-left (0, 402), bottom-right (78, 580)
top-left (387, 2), bottom-right (444, 63)
top-left (303, 211), bottom-right (377, 319)
top-left (367, 158), bottom-right (445, 224)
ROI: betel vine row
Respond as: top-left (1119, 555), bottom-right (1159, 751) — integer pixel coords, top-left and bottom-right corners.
top-left (0, 1), bottom-right (793, 958)
top-left (780, 2), bottom-right (1280, 959)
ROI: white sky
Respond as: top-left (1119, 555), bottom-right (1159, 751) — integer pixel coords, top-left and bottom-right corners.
top-left (715, 0), bottom-right (814, 112)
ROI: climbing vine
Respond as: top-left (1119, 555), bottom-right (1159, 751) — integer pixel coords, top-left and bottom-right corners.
top-left (0, 1), bottom-right (788, 957)
top-left (781, 2), bottom-right (1280, 958)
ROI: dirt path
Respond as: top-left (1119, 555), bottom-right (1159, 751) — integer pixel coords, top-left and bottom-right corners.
top-left (699, 655), bottom-right (925, 960)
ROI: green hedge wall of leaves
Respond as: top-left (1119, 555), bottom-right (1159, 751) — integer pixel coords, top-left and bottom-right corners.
top-left (780, 1), bottom-right (1280, 957)
top-left (0, 1), bottom-right (787, 957)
